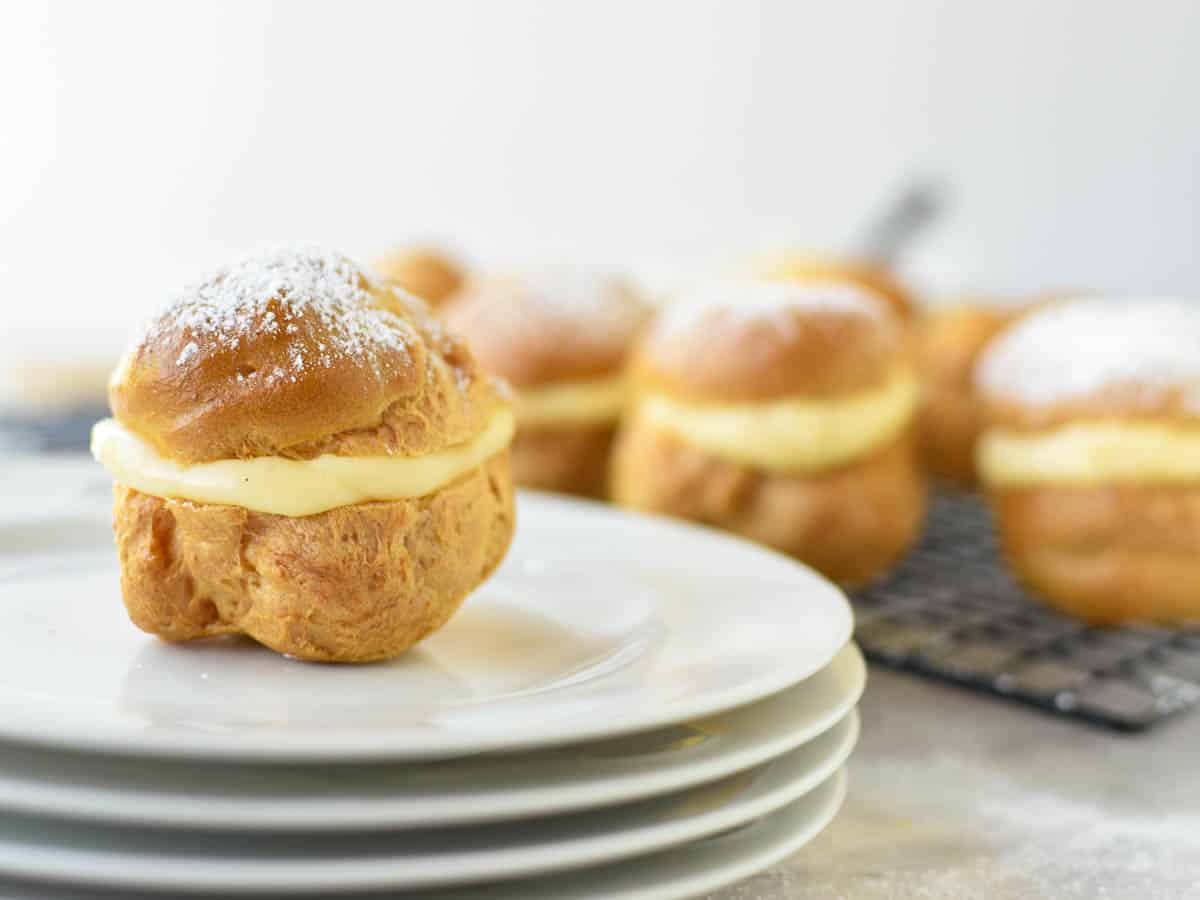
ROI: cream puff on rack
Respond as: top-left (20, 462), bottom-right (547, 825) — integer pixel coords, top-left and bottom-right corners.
top-left (371, 245), bottom-right (465, 308)
top-left (611, 280), bottom-right (925, 587)
top-left (915, 302), bottom-right (1026, 485)
top-left (443, 269), bottom-right (651, 498)
top-left (976, 297), bottom-right (1200, 625)
top-left (92, 249), bottom-right (515, 662)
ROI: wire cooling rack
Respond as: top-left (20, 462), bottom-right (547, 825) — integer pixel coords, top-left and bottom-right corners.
top-left (0, 408), bottom-right (105, 454)
top-left (852, 490), bottom-right (1200, 731)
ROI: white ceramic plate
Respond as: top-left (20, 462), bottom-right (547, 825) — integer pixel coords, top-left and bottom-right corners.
top-left (0, 768), bottom-right (847, 900)
top-left (0, 488), bottom-right (852, 761)
top-left (0, 714), bottom-right (856, 894)
top-left (0, 643), bottom-right (865, 831)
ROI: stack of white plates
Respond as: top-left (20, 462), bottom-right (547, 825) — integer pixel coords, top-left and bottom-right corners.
top-left (0, 468), bottom-right (863, 899)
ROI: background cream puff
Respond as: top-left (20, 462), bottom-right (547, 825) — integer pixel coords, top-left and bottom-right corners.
top-left (756, 253), bottom-right (916, 321)
top-left (372, 245), bottom-right (466, 308)
top-left (914, 302), bottom-right (1027, 485)
top-left (612, 279), bottom-right (926, 587)
top-left (94, 248), bottom-right (515, 662)
top-left (976, 297), bottom-right (1200, 625)
top-left (443, 269), bottom-right (651, 498)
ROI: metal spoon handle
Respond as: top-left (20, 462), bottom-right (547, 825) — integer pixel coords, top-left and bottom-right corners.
top-left (854, 177), bottom-right (950, 265)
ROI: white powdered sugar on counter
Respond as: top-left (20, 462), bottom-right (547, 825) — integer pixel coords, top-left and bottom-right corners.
top-left (711, 762), bottom-right (1200, 900)
top-left (141, 248), bottom-right (413, 383)
top-left (701, 660), bottom-right (1200, 900)
top-left (976, 297), bottom-right (1200, 409)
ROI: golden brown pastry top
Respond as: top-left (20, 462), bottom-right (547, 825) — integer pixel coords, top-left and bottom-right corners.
top-left (371, 246), bottom-right (465, 307)
top-left (916, 302), bottom-right (1026, 387)
top-left (976, 297), bottom-right (1200, 431)
top-left (758, 254), bottom-right (915, 320)
top-left (632, 280), bottom-right (905, 404)
top-left (442, 269), bottom-right (651, 387)
top-left (110, 249), bottom-right (506, 464)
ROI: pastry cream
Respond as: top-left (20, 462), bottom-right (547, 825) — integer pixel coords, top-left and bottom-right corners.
top-left (91, 409), bottom-right (515, 517)
top-left (637, 371), bottom-right (918, 472)
top-left (513, 376), bottom-right (627, 426)
top-left (978, 422), bottom-right (1200, 486)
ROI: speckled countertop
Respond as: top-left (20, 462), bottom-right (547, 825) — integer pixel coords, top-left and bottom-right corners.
top-left (713, 666), bottom-right (1200, 900)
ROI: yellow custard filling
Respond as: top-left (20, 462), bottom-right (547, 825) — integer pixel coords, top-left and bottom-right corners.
top-left (90, 409), bottom-right (516, 517)
top-left (513, 376), bottom-right (627, 426)
top-left (637, 371), bottom-right (919, 472)
top-left (978, 423), bottom-right (1200, 486)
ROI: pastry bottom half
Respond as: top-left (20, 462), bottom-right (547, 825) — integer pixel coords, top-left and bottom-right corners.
top-left (918, 383), bottom-right (985, 486)
top-left (991, 483), bottom-right (1200, 625)
top-left (113, 453), bottom-right (515, 662)
top-left (611, 424), bottom-right (926, 587)
top-left (511, 423), bottom-right (616, 499)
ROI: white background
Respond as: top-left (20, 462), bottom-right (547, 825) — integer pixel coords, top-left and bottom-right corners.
top-left (3, 0), bottom-right (1198, 356)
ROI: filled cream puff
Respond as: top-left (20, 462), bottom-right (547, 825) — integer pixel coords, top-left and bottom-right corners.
top-left (757, 253), bottom-right (916, 321)
top-left (371, 246), bottom-right (465, 308)
top-left (976, 297), bottom-right (1200, 625)
top-left (915, 302), bottom-right (1026, 485)
top-left (612, 280), bottom-right (926, 587)
top-left (443, 269), bottom-right (651, 498)
top-left (92, 249), bottom-right (515, 662)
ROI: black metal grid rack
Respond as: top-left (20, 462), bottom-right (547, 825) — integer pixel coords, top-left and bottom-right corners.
top-left (852, 490), bottom-right (1200, 731)
top-left (0, 408), bottom-right (107, 454)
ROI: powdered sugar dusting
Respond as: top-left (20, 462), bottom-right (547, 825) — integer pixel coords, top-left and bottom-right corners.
top-left (496, 270), bottom-right (648, 340)
top-left (466, 268), bottom-right (649, 344)
top-left (653, 278), bottom-right (887, 344)
top-left (976, 297), bottom-right (1200, 409)
top-left (175, 341), bottom-right (199, 366)
top-left (143, 248), bottom-right (411, 384)
top-left (523, 267), bottom-right (643, 320)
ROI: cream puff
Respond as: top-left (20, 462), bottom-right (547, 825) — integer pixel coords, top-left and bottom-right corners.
top-left (915, 302), bottom-right (1026, 484)
top-left (757, 253), bottom-right (916, 321)
top-left (976, 297), bottom-right (1200, 625)
top-left (371, 246), bottom-right (465, 308)
top-left (443, 269), bottom-right (651, 498)
top-left (611, 280), bottom-right (926, 587)
top-left (92, 248), bottom-right (515, 662)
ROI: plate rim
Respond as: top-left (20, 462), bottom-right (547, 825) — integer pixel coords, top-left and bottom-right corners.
top-left (0, 716), bottom-right (858, 892)
top-left (0, 771), bottom-right (848, 900)
top-left (459, 765), bottom-right (849, 900)
top-left (0, 643), bottom-right (865, 831)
